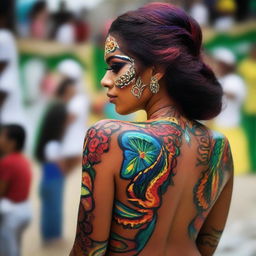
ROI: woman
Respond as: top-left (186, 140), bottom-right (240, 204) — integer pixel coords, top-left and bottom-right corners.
top-left (70, 3), bottom-right (233, 256)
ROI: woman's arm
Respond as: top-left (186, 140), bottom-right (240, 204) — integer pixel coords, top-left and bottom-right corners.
top-left (70, 120), bottom-right (121, 256)
top-left (196, 139), bottom-right (234, 256)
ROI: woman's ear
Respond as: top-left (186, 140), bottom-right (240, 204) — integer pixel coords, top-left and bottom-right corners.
top-left (152, 65), bottom-right (165, 81)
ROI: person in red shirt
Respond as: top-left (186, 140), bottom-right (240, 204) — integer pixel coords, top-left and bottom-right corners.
top-left (0, 124), bottom-right (32, 256)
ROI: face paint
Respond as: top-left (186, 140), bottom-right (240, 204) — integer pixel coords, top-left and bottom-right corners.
top-left (114, 57), bottom-right (136, 89)
top-left (104, 36), bottom-right (136, 89)
top-left (105, 35), bottom-right (120, 59)
top-left (112, 55), bottom-right (133, 63)
top-left (131, 77), bottom-right (147, 99)
top-left (110, 55), bottom-right (145, 98)
top-left (104, 35), bottom-right (146, 99)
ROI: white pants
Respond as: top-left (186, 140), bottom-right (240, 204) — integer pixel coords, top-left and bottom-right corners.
top-left (0, 199), bottom-right (32, 256)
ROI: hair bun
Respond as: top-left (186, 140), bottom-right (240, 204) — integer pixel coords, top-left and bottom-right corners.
top-left (110, 3), bottom-right (223, 120)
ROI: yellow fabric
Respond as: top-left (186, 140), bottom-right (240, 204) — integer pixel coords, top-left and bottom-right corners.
top-left (216, 0), bottom-right (237, 12)
top-left (238, 58), bottom-right (256, 114)
top-left (213, 125), bottom-right (249, 175)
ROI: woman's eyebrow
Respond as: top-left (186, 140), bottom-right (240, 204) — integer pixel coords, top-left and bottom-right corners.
top-left (106, 55), bottom-right (134, 64)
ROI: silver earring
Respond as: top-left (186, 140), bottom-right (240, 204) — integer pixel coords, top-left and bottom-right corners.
top-left (131, 77), bottom-right (146, 99)
top-left (150, 76), bottom-right (160, 94)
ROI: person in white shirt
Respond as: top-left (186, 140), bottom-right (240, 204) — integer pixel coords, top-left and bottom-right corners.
top-left (55, 13), bottom-right (75, 45)
top-left (0, 29), bottom-right (31, 155)
top-left (57, 60), bottom-right (90, 171)
top-left (212, 47), bottom-right (249, 174)
top-left (0, 29), bottom-right (26, 125)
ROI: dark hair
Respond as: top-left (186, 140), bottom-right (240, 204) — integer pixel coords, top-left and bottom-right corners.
top-left (30, 1), bottom-right (47, 19)
top-left (55, 78), bottom-right (76, 97)
top-left (1, 124), bottom-right (26, 151)
top-left (35, 79), bottom-right (74, 162)
top-left (34, 102), bottom-right (67, 162)
top-left (109, 3), bottom-right (223, 120)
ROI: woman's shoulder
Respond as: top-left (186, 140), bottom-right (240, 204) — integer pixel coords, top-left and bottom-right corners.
top-left (87, 119), bottom-right (132, 135)
top-left (192, 121), bottom-right (232, 160)
top-left (86, 118), bottom-right (183, 147)
top-left (87, 118), bottom-right (156, 134)
top-left (87, 118), bottom-right (186, 151)
top-left (88, 118), bottom-right (233, 143)
top-left (89, 118), bottom-right (184, 133)
top-left (207, 128), bottom-right (233, 174)
top-left (207, 126), bottom-right (228, 144)
top-left (192, 120), bottom-right (227, 139)
top-left (189, 123), bottom-right (234, 189)
top-left (85, 119), bottom-right (136, 147)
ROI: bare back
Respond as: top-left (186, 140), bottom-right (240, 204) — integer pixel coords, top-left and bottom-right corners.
top-left (70, 117), bottom-right (233, 256)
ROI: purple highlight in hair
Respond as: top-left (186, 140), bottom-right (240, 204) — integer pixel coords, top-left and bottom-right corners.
top-left (109, 2), bottom-right (223, 120)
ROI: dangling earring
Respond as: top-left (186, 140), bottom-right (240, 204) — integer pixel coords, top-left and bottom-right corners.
top-left (131, 77), bottom-right (146, 99)
top-left (150, 76), bottom-right (160, 94)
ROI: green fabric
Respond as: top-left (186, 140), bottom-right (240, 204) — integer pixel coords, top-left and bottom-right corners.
top-left (242, 114), bottom-right (256, 172)
top-left (19, 53), bottom-right (84, 70)
top-left (92, 45), bottom-right (105, 91)
top-left (19, 54), bottom-right (85, 105)
top-left (204, 30), bottom-right (256, 61)
top-left (250, 0), bottom-right (256, 12)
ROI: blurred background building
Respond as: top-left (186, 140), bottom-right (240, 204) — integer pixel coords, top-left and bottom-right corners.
top-left (0, 0), bottom-right (256, 255)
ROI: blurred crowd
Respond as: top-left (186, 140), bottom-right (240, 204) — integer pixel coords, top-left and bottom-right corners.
top-left (188, 0), bottom-right (256, 30)
top-left (17, 0), bottom-right (90, 44)
top-left (0, 0), bottom-right (256, 256)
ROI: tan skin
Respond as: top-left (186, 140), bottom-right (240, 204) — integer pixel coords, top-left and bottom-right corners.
top-left (70, 35), bottom-right (233, 256)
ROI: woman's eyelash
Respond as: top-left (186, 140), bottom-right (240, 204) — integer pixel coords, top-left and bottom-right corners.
top-left (105, 63), bottom-right (126, 73)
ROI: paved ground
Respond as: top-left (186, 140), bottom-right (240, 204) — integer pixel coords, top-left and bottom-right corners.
top-left (215, 175), bottom-right (256, 256)
top-left (22, 164), bottom-right (256, 256)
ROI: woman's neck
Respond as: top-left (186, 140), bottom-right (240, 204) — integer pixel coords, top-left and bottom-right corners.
top-left (147, 105), bottom-right (180, 120)
top-left (145, 88), bottom-right (182, 120)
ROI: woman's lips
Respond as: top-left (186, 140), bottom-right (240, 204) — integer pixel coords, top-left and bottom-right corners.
top-left (107, 94), bottom-right (118, 103)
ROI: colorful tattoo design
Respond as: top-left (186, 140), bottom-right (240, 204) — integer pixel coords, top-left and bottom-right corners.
top-left (189, 130), bottom-right (233, 240)
top-left (105, 35), bottom-right (120, 58)
top-left (131, 77), bottom-right (147, 99)
top-left (71, 121), bottom-right (120, 256)
top-left (108, 119), bottom-right (183, 255)
top-left (197, 227), bottom-right (223, 248)
top-left (72, 116), bottom-right (232, 255)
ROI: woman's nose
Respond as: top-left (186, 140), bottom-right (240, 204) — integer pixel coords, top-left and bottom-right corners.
top-left (101, 72), bottom-right (114, 89)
